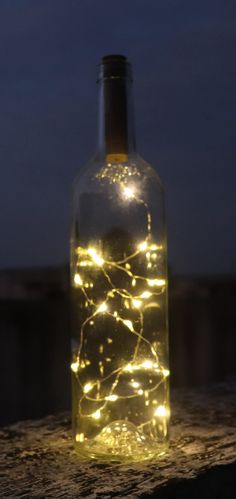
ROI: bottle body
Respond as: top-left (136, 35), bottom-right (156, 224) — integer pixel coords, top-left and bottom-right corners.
top-left (70, 153), bottom-right (169, 462)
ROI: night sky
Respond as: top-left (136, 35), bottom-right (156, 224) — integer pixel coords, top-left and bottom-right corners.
top-left (1, 0), bottom-right (235, 274)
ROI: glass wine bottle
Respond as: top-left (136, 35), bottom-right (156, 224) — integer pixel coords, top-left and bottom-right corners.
top-left (70, 55), bottom-right (170, 462)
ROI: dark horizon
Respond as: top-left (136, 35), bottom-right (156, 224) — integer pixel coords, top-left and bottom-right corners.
top-left (1, 263), bottom-right (236, 280)
top-left (1, 0), bottom-right (235, 274)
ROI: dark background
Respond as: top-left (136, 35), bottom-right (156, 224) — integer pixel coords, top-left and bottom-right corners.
top-left (0, 0), bottom-right (235, 425)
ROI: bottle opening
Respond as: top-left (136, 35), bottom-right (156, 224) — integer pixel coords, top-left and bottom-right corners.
top-left (97, 54), bottom-right (132, 82)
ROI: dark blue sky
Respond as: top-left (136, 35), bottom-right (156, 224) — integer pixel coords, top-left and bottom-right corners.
top-left (0, 0), bottom-right (235, 274)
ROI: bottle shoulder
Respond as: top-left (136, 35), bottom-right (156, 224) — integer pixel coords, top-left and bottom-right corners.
top-left (72, 153), bottom-right (164, 195)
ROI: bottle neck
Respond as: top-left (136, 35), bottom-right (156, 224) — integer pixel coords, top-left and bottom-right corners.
top-left (97, 76), bottom-right (136, 162)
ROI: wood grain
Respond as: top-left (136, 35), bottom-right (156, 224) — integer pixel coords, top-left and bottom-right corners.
top-left (1, 379), bottom-right (236, 498)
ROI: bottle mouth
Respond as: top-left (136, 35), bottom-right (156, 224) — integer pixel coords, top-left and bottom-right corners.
top-left (97, 54), bottom-right (132, 82)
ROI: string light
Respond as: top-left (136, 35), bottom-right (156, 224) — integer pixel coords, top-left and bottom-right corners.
top-left (140, 291), bottom-right (152, 299)
top-left (91, 409), bottom-right (101, 420)
top-left (138, 241), bottom-right (148, 251)
top-left (154, 405), bottom-right (168, 417)
top-left (87, 248), bottom-right (104, 266)
top-left (132, 298), bottom-right (142, 309)
top-left (76, 433), bottom-right (84, 442)
top-left (148, 278), bottom-right (166, 287)
top-left (96, 302), bottom-right (108, 313)
top-left (72, 179), bottom-right (169, 452)
top-left (105, 394), bottom-right (118, 402)
top-left (130, 381), bottom-right (140, 388)
top-left (83, 382), bottom-right (93, 394)
top-left (71, 361), bottom-right (79, 373)
top-left (122, 319), bottom-right (134, 332)
top-left (122, 186), bottom-right (135, 199)
top-left (74, 273), bottom-right (83, 286)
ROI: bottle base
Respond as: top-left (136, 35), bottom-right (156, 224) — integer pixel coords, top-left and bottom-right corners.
top-left (74, 420), bottom-right (168, 463)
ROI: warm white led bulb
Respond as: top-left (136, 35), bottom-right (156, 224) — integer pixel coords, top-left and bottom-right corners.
top-left (141, 360), bottom-right (153, 369)
top-left (131, 381), bottom-right (140, 388)
top-left (123, 319), bottom-right (134, 331)
top-left (91, 409), bottom-right (101, 420)
top-left (97, 302), bottom-right (108, 313)
top-left (105, 394), bottom-right (118, 402)
top-left (148, 278), bottom-right (166, 287)
top-left (132, 298), bottom-right (142, 309)
top-left (83, 382), bottom-right (93, 394)
top-left (140, 291), bottom-right (152, 299)
top-left (75, 433), bottom-right (84, 442)
top-left (123, 186), bottom-right (135, 199)
top-left (154, 405), bottom-right (168, 417)
top-left (88, 248), bottom-right (104, 266)
top-left (74, 273), bottom-right (83, 286)
top-left (138, 240), bottom-right (148, 251)
top-left (71, 361), bottom-right (79, 373)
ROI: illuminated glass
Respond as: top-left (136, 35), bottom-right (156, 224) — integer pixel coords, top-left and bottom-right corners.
top-left (70, 55), bottom-right (169, 462)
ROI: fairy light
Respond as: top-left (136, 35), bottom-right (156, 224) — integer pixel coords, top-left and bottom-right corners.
top-left (132, 298), bottom-right (142, 309)
top-left (72, 179), bottom-right (169, 452)
top-left (91, 409), bottom-right (101, 420)
top-left (148, 279), bottom-right (166, 287)
top-left (138, 240), bottom-right (148, 251)
top-left (122, 360), bottom-right (163, 373)
top-left (83, 382), bottom-right (93, 394)
top-left (154, 405), bottom-right (168, 417)
top-left (141, 360), bottom-right (153, 369)
top-left (87, 247), bottom-right (104, 266)
top-left (96, 302), bottom-right (108, 313)
top-left (130, 381), bottom-right (140, 388)
top-left (79, 260), bottom-right (93, 267)
top-left (140, 291), bottom-right (152, 299)
top-left (122, 319), bottom-right (134, 332)
top-left (74, 273), bottom-right (83, 286)
top-left (71, 361), bottom-right (79, 373)
top-left (122, 186), bottom-right (135, 199)
top-left (76, 433), bottom-right (84, 442)
top-left (105, 394), bottom-right (118, 402)
top-left (150, 244), bottom-right (163, 251)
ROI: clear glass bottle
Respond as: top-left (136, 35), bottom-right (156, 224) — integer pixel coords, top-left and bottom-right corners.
top-left (70, 55), bottom-right (170, 462)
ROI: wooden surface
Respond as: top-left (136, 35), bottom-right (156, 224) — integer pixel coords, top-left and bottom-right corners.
top-left (1, 379), bottom-right (236, 498)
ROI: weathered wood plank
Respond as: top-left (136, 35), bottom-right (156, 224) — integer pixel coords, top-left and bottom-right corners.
top-left (1, 380), bottom-right (236, 498)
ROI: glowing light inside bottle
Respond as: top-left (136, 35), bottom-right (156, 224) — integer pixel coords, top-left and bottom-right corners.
top-left (122, 319), bottom-right (134, 331)
top-left (105, 394), bottom-right (118, 402)
top-left (83, 382), bottom-right (93, 394)
top-left (138, 240), bottom-right (148, 251)
top-left (148, 278), bottom-right (166, 287)
top-left (97, 302), bottom-right (108, 313)
top-left (71, 167), bottom-right (169, 460)
top-left (74, 273), bottom-right (83, 286)
top-left (154, 405), bottom-right (168, 417)
top-left (122, 186), bottom-right (135, 199)
top-left (87, 247), bottom-right (104, 266)
top-left (75, 433), bottom-right (84, 442)
top-left (132, 298), bottom-right (142, 309)
top-left (140, 291), bottom-right (152, 299)
top-left (71, 361), bottom-right (79, 373)
top-left (91, 409), bottom-right (101, 420)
